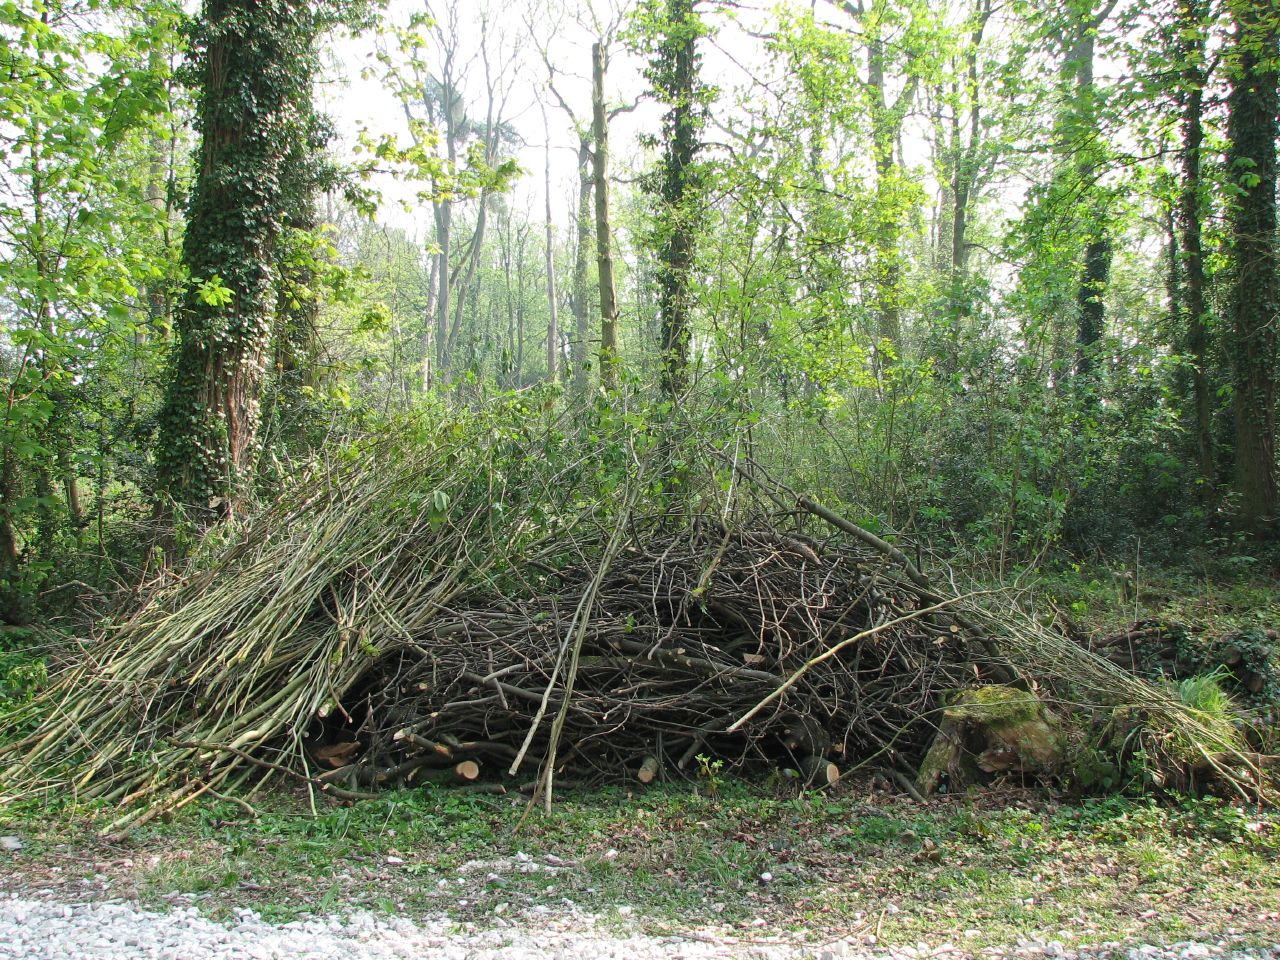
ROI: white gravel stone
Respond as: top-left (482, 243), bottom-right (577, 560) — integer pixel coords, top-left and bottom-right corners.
top-left (0, 898), bottom-right (1275, 960)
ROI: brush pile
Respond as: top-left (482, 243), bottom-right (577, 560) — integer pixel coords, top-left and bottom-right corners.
top-left (0, 406), bottom-right (1269, 830)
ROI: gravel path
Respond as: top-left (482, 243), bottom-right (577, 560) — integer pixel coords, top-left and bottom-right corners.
top-left (0, 896), bottom-right (1277, 960)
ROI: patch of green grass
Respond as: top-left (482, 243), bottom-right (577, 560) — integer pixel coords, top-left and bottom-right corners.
top-left (6, 782), bottom-right (1275, 947)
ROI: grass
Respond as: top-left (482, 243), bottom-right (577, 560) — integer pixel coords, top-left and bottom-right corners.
top-left (2, 782), bottom-right (1278, 947)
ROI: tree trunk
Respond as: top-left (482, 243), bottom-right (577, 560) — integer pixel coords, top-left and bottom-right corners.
top-left (448, 197), bottom-right (490, 375)
top-left (156, 0), bottom-right (313, 514)
top-left (1176, 0), bottom-right (1215, 487)
top-left (931, 90), bottom-right (955, 276)
top-left (592, 43), bottom-right (620, 391)
top-left (434, 199), bottom-right (453, 382)
top-left (828, 0), bottom-right (917, 352)
top-left (145, 44), bottom-right (173, 335)
top-left (516, 226), bottom-right (527, 383)
top-left (573, 138), bottom-right (592, 395)
top-left (1074, 237), bottom-right (1112, 379)
top-left (1066, 5), bottom-right (1115, 386)
top-left (422, 252), bottom-right (438, 392)
top-left (653, 0), bottom-right (703, 400)
top-left (0, 445), bottom-right (22, 623)
top-left (951, 0), bottom-right (990, 294)
top-left (542, 108), bottom-right (559, 383)
top-left (1226, 0), bottom-right (1279, 531)
top-left (868, 32), bottom-right (903, 349)
top-left (268, 124), bottom-right (324, 437)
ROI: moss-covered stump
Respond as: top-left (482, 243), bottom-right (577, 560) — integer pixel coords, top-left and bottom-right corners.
top-left (916, 686), bottom-right (1064, 795)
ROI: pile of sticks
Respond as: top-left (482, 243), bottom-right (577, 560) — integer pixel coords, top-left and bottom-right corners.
top-left (322, 524), bottom-right (978, 803)
top-left (3, 412), bottom-right (1266, 833)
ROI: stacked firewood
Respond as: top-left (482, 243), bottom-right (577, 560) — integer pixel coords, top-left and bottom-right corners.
top-left (312, 527), bottom-right (976, 796)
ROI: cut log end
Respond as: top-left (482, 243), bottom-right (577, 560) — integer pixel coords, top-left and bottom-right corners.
top-left (454, 760), bottom-right (481, 782)
top-left (636, 754), bottom-right (660, 784)
top-left (798, 755), bottom-right (840, 788)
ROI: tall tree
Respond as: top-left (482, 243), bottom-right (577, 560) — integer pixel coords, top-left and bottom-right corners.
top-left (540, 101), bottom-right (560, 383)
top-left (1225, 0), bottom-right (1279, 531)
top-left (949, 0), bottom-right (993, 302)
top-left (592, 41), bottom-right (622, 390)
top-left (1173, 0), bottom-right (1216, 487)
top-left (156, 0), bottom-right (325, 513)
top-left (827, 0), bottom-right (931, 351)
top-left (1061, 0), bottom-right (1118, 383)
top-left (531, 0), bottom-right (634, 393)
top-left (385, 2), bottom-right (521, 386)
top-left (638, 0), bottom-right (708, 398)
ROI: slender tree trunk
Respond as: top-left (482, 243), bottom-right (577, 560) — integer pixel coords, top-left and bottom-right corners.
top-left (422, 251), bottom-right (438, 392)
top-left (951, 0), bottom-right (990, 294)
top-left (516, 227), bottom-right (527, 383)
top-left (449, 197), bottom-right (490, 371)
top-left (1226, 0), bottom-right (1279, 531)
top-left (542, 114), bottom-right (559, 383)
top-left (145, 45), bottom-right (173, 335)
top-left (829, 0), bottom-right (915, 350)
top-left (931, 91), bottom-right (955, 276)
top-left (429, 66), bottom-right (463, 385)
top-left (502, 221), bottom-right (516, 386)
top-left (1176, 0), bottom-right (1215, 487)
top-left (572, 139), bottom-right (592, 394)
top-left (868, 33), bottom-right (903, 349)
top-left (434, 200), bottom-right (452, 381)
top-left (592, 43), bottom-right (620, 391)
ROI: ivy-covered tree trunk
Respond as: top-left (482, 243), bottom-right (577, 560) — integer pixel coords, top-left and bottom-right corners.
top-left (1074, 236), bottom-right (1112, 379)
top-left (261, 92), bottom-right (335, 464)
top-left (157, 0), bottom-right (316, 514)
top-left (1175, 0), bottom-right (1215, 488)
top-left (1066, 3), bottom-right (1115, 384)
top-left (1225, 0), bottom-right (1279, 532)
top-left (0, 448), bottom-right (22, 624)
top-left (645, 0), bottom-right (706, 400)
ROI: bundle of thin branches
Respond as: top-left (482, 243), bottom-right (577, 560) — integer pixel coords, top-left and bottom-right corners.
top-left (0, 412), bottom-right (634, 832)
